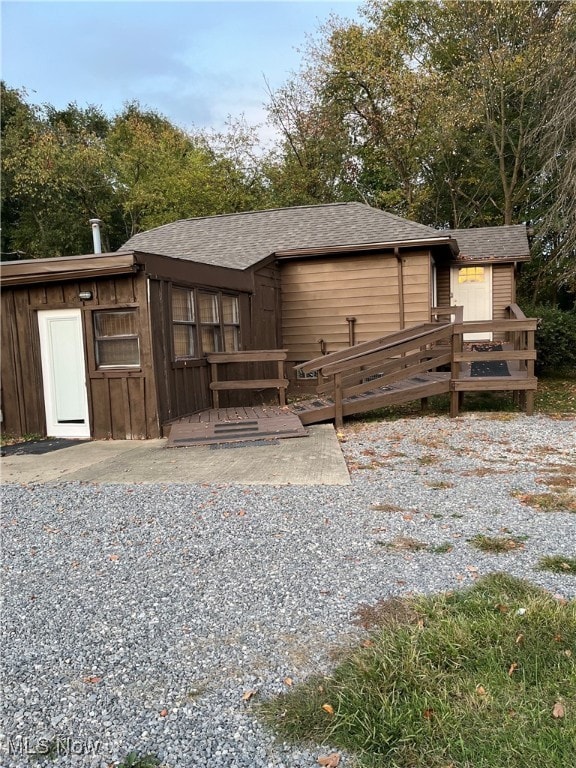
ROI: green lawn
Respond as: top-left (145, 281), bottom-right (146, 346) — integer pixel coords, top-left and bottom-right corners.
top-left (259, 574), bottom-right (576, 768)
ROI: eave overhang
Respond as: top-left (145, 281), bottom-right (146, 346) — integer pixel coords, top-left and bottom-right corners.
top-left (0, 252), bottom-right (138, 287)
top-left (273, 236), bottom-right (459, 261)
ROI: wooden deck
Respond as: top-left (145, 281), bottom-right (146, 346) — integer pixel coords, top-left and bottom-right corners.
top-left (165, 307), bottom-right (538, 442)
top-left (166, 405), bottom-right (308, 447)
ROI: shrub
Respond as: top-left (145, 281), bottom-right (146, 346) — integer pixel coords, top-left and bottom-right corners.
top-left (524, 305), bottom-right (576, 375)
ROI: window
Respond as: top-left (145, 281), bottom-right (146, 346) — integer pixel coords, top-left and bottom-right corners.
top-left (458, 266), bottom-right (485, 284)
top-left (94, 310), bottom-right (140, 368)
top-left (171, 287), bottom-right (240, 359)
top-left (199, 291), bottom-right (222, 353)
top-left (172, 287), bottom-right (197, 358)
top-left (222, 294), bottom-right (240, 352)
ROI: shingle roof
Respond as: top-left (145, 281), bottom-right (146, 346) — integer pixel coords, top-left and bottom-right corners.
top-left (120, 203), bottom-right (443, 269)
top-left (447, 224), bottom-right (530, 261)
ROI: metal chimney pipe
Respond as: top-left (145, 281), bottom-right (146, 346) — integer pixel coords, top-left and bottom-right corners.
top-left (89, 218), bottom-right (102, 254)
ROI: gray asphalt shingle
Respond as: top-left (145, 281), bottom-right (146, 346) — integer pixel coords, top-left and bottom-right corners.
top-left (447, 224), bottom-right (530, 261)
top-left (120, 202), bottom-right (443, 269)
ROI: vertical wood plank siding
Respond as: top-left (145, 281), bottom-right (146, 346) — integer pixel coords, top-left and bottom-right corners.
top-left (148, 279), bottom-right (212, 426)
top-left (0, 273), bottom-right (160, 440)
top-left (280, 252), bottom-right (431, 363)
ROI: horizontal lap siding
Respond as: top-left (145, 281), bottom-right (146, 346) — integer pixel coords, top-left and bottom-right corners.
top-left (492, 264), bottom-right (514, 319)
top-left (281, 255), bottom-right (402, 362)
top-left (402, 253), bottom-right (431, 327)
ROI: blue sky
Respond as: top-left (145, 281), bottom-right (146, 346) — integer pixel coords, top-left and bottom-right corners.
top-left (1, 1), bottom-right (362, 143)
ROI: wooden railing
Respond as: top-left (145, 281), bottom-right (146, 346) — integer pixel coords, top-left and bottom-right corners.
top-left (295, 305), bottom-right (538, 425)
top-left (450, 306), bottom-right (537, 416)
top-left (295, 321), bottom-right (454, 428)
top-left (207, 350), bottom-right (289, 409)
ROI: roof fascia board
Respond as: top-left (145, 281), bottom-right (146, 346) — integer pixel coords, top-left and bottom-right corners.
top-left (0, 252), bottom-right (138, 287)
top-left (273, 236), bottom-right (458, 260)
top-left (454, 255), bottom-right (531, 265)
top-left (133, 251), bottom-right (254, 292)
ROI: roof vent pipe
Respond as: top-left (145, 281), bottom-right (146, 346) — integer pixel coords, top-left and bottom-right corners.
top-left (89, 218), bottom-right (102, 254)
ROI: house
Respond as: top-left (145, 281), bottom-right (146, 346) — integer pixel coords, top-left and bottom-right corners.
top-left (0, 203), bottom-right (531, 440)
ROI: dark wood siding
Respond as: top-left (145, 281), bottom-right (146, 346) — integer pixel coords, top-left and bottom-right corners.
top-left (148, 278), bottom-right (212, 426)
top-left (436, 265), bottom-right (451, 308)
top-left (251, 265), bottom-right (282, 349)
top-left (0, 273), bottom-right (160, 440)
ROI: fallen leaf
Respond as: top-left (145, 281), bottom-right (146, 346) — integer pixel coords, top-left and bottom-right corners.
top-left (242, 690), bottom-right (256, 701)
top-left (83, 676), bottom-right (102, 684)
top-left (284, 677), bottom-right (293, 686)
top-left (515, 634), bottom-right (524, 645)
top-left (361, 639), bottom-right (374, 648)
top-left (508, 662), bottom-right (519, 676)
top-left (552, 701), bottom-right (565, 718)
top-left (322, 703), bottom-right (335, 715)
top-left (109, 554), bottom-right (120, 562)
top-left (238, 510), bottom-right (246, 517)
top-left (423, 708), bottom-right (434, 719)
top-left (159, 708), bottom-right (168, 717)
top-left (318, 753), bottom-right (340, 767)
top-left (476, 685), bottom-right (487, 696)
top-left (565, 649), bottom-right (572, 658)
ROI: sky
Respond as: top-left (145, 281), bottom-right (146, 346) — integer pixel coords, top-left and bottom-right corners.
top-left (1, 0), bottom-right (363, 144)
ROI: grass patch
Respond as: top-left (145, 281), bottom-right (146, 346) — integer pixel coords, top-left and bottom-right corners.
top-left (470, 534), bottom-right (526, 554)
top-left (0, 431), bottom-right (43, 447)
top-left (538, 556), bottom-right (576, 575)
top-left (513, 491), bottom-right (576, 513)
top-left (535, 374), bottom-right (576, 414)
top-left (117, 753), bottom-right (162, 768)
top-left (378, 536), bottom-right (429, 552)
top-left (259, 574), bottom-right (576, 768)
top-left (371, 503), bottom-right (403, 513)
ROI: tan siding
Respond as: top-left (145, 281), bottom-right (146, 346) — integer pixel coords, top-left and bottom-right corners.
top-left (402, 252), bottom-right (432, 326)
top-left (492, 264), bottom-right (514, 319)
top-left (281, 254), bottom-right (404, 361)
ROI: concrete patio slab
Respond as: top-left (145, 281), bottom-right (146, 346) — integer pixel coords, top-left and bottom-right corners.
top-left (0, 425), bottom-right (350, 486)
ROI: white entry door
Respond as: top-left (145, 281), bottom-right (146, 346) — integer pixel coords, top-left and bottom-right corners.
top-left (451, 265), bottom-right (493, 341)
top-left (38, 309), bottom-right (90, 438)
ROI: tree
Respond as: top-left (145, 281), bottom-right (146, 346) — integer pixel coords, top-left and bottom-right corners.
top-left (1, 86), bottom-right (116, 256)
top-left (266, 1), bottom-right (573, 234)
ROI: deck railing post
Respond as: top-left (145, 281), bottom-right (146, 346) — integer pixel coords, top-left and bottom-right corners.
top-left (211, 361), bottom-right (220, 409)
top-left (277, 358), bottom-right (286, 406)
top-left (334, 372), bottom-right (344, 430)
top-left (450, 323), bottom-right (463, 417)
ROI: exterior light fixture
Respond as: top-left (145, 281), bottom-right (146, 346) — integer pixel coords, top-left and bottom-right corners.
top-left (79, 291), bottom-right (93, 301)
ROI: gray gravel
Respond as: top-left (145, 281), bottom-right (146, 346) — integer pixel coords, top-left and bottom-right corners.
top-left (1, 413), bottom-right (575, 767)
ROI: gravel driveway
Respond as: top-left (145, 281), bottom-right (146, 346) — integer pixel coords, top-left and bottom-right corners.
top-left (1, 413), bottom-right (575, 767)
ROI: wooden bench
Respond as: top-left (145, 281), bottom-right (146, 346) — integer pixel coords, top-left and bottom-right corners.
top-left (207, 350), bottom-right (289, 409)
